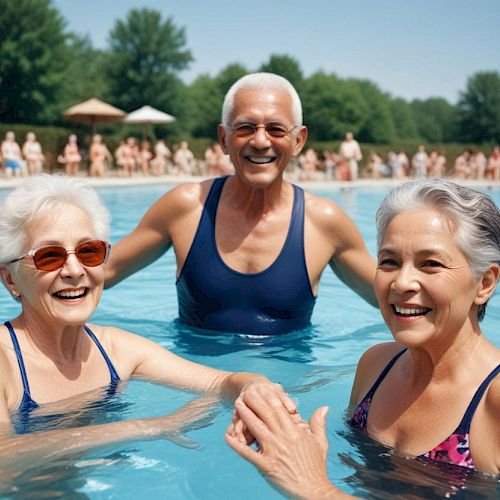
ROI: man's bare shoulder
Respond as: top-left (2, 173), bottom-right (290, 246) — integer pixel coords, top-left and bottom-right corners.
top-left (149, 179), bottom-right (214, 217)
top-left (303, 191), bottom-right (351, 232)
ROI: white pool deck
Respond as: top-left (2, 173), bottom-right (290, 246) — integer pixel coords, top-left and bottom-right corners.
top-left (0, 174), bottom-right (498, 191)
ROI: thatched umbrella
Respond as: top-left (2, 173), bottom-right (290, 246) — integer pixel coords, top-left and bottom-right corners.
top-left (124, 105), bottom-right (176, 140)
top-left (64, 98), bottom-right (126, 134)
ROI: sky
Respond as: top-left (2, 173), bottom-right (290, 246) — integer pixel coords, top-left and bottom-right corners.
top-left (53, 0), bottom-right (500, 104)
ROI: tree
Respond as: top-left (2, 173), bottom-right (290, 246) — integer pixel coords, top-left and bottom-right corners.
top-left (105, 8), bottom-right (192, 113)
top-left (186, 64), bottom-right (249, 139)
top-left (259, 54), bottom-right (304, 91)
top-left (458, 71), bottom-right (500, 143)
top-left (302, 72), bottom-right (368, 140)
top-left (187, 74), bottom-right (221, 139)
top-left (59, 34), bottom-right (109, 113)
top-left (352, 80), bottom-right (396, 144)
top-left (389, 98), bottom-right (420, 140)
top-left (215, 63), bottom-right (249, 97)
top-left (0, 0), bottom-right (69, 123)
top-left (411, 97), bottom-right (458, 143)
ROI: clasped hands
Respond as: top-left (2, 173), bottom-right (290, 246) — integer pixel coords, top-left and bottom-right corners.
top-left (225, 381), bottom-right (338, 499)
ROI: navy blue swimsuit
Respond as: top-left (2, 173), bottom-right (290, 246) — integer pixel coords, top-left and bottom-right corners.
top-left (4, 321), bottom-right (120, 416)
top-left (176, 177), bottom-right (316, 335)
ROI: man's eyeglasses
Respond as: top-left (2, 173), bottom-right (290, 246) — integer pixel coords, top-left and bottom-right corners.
top-left (9, 240), bottom-right (111, 272)
top-left (229, 123), bottom-right (299, 139)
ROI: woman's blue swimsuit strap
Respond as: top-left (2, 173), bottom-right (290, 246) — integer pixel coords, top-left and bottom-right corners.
top-left (176, 176), bottom-right (316, 335)
top-left (3, 321), bottom-right (120, 411)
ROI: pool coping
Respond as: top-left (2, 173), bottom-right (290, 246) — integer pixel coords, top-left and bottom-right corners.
top-left (0, 174), bottom-right (498, 191)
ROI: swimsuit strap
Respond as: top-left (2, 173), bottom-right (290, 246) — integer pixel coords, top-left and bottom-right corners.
top-left (204, 175), bottom-right (228, 228)
top-left (455, 364), bottom-right (500, 434)
top-left (84, 325), bottom-right (120, 384)
top-left (364, 348), bottom-right (407, 400)
top-left (4, 321), bottom-right (33, 401)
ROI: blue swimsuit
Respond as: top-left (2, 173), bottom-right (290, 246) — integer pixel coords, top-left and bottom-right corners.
top-left (176, 176), bottom-right (316, 335)
top-left (4, 321), bottom-right (120, 414)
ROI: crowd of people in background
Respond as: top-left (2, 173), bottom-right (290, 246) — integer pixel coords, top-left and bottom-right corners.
top-left (1, 130), bottom-right (499, 182)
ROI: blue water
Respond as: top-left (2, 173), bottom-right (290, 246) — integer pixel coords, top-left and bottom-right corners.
top-left (0, 183), bottom-right (498, 499)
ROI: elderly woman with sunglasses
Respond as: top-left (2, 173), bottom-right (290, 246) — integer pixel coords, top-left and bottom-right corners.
top-left (0, 174), bottom-right (294, 465)
top-left (226, 179), bottom-right (500, 498)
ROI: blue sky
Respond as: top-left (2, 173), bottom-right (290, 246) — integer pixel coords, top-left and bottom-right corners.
top-left (54, 0), bottom-right (500, 103)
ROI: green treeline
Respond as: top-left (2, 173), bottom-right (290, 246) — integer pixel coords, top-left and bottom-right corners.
top-left (1, 1), bottom-right (500, 146)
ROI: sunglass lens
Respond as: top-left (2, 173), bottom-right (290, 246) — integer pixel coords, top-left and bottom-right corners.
top-left (76, 241), bottom-right (107, 266)
top-left (33, 246), bottom-right (67, 271)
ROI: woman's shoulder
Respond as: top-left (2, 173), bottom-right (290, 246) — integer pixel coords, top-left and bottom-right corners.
top-left (484, 365), bottom-right (500, 415)
top-left (85, 323), bottom-right (163, 357)
top-left (349, 342), bottom-right (405, 409)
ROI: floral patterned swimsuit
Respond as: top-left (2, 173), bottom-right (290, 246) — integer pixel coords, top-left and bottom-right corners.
top-left (350, 348), bottom-right (500, 469)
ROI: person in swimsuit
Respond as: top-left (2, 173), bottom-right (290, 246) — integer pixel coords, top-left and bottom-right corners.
top-left (0, 174), bottom-right (294, 466)
top-left (226, 178), bottom-right (499, 497)
top-left (1, 131), bottom-right (24, 178)
top-left (104, 73), bottom-right (377, 335)
top-left (22, 132), bottom-right (45, 175)
top-left (58, 134), bottom-right (81, 176)
top-left (88, 134), bottom-right (112, 177)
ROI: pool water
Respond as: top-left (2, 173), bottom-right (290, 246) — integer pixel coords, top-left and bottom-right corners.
top-left (0, 183), bottom-right (498, 499)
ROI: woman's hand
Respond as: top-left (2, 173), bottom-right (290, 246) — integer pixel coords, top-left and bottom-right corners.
top-left (147, 395), bottom-right (219, 448)
top-left (228, 381), bottom-right (299, 445)
top-left (225, 389), bottom-right (353, 499)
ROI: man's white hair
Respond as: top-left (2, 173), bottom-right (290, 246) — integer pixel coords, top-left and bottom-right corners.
top-left (221, 72), bottom-right (303, 127)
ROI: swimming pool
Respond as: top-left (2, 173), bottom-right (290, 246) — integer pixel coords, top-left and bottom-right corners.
top-left (0, 183), bottom-right (498, 499)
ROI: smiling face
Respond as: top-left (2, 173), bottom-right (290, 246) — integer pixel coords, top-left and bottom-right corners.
top-left (375, 208), bottom-right (485, 349)
top-left (218, 88), bottom-right (307, 188)
top-left (5, 204), bottom-right (105, 328)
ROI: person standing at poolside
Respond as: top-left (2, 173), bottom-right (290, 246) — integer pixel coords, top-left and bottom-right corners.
top-left (174, 141), bottom-right (195, 175)
top-left (411, 145), bottom-right (429, 178)
top-left (151, 139), bottom-right (172, 176)
top-left (58, 134), bottom-right (82, 176)
top-left (89, 134), bottom-right (113, 177)
top-left (105, 72), bottom-right (377, 335)
top-left (1, 131), bottom-right (24, 178)
top-left (22, 132), bottom-right (45, 175)
top-left (339, 131), bottom-right (363, 181)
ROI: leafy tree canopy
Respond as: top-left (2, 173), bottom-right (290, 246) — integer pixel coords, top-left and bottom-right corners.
top-left (302, 72), bottom-right (368, 140)
top-left (458, 71), bottom-right (500, 143)
top-left (59, 34), bottom-right (109, 113)
top-left (389, 98), bottom-right (420, 141)
top-left (0, 0), bottom-right (69, 123)
top-left (259, 54), bottom-right (304, 91)
top-left (411, 97), bottom-right (458, 143)
top-left (105, 8), bottom-right (192, 112)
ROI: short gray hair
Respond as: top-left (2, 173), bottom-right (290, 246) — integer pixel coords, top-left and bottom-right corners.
top-left (221, 72), bottom-right (303, 127)
top-left (0, 174), bottom-right (110, 266)
top-left (376, 178), bottom-right (500, 321)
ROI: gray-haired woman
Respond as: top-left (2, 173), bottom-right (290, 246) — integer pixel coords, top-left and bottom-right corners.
top-left (0, 174), bottom-right (293, 468)
top-left (227, 178), bottom-right (499, 498)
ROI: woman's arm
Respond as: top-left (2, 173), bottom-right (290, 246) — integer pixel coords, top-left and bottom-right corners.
top-left (111, 326), bottom-right (296, 411)
top-left (0, 395), bottom-right (217, 469)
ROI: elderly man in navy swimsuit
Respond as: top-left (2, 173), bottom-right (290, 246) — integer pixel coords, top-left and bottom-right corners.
top-left (105, 73), bottom-right (377, 334)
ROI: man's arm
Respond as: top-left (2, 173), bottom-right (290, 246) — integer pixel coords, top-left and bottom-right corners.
top-left (328, 206), bottom-right (377, 306)
top-left (306, 196), bottom-right (378, 307)
top-left (104, 182), bottom-right (203, 288)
